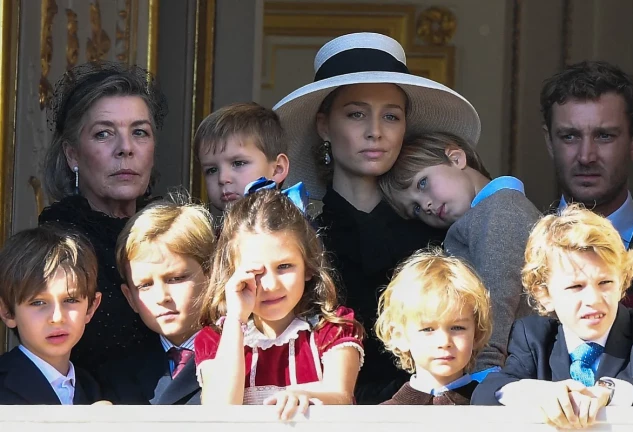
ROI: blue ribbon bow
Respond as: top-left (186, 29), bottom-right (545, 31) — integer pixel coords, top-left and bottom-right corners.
top-left (244, 177), bottom-right (309, 214)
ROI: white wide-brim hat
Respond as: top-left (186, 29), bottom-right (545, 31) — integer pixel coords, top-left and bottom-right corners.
top-left (273, 32), bottom-right (481, 200)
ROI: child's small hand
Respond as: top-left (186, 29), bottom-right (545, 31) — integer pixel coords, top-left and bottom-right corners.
top-left (263, 389), bottom-right (315, 421)
top-left (567, 386), bottom-right (609, 428)
top-left (534, 379), bottom-right (589, 429)
top-left (224, 264), bottom-right (264, 323)
top-left (91, 400), bottom-right (113, 405)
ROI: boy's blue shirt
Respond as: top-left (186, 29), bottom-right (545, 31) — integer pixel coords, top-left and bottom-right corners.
top-left (471, 176), bottom-right (525, 208)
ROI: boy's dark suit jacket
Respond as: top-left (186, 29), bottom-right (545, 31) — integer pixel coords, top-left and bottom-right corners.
top-left (472, 304), bottom-right (633, 405)
top-left (98, 339), bottom-right (201, 405)
top-left (0, 347), bottom-right (101, 404)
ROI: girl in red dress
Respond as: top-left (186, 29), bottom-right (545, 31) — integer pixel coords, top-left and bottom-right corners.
top-left (195, 189), bottom-right (364, 419)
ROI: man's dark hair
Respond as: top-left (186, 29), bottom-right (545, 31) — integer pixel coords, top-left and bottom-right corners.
top-left (540, 60), bottom-right (633, 136)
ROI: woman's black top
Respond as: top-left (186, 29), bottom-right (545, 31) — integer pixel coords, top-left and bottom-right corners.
top-left (316, 187), bottom-right (446, 404)
top-left (39, 195), bottom-right (156, 375)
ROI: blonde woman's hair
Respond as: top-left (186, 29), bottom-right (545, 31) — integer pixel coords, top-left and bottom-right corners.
top-left (198, 189), bottom-right (364, 342)
top-left (116, 190), bottom-right (216, 281)
top-left (523, 203), bottom-right (633, 315)
top-left (375, 248), bottom-right (492, 373)
top-left (379, 132), bottom-right (490, 218)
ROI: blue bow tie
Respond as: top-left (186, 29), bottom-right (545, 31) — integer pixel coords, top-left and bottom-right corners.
top-left (244, 177), bottom-right (309, 214)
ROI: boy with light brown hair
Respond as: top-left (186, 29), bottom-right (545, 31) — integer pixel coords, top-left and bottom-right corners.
top-left (473, 205), bottom-right (633, 428)
top-left (375, 249), bottom-right (492, 405)
top-left (194, 102), bottom-right (290, 213)
top-left (98, 191), bottom-right (216, 404)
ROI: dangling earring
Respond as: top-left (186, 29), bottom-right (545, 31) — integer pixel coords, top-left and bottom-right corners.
top-left (321, 140), bottom-right (332, 165)
top-left (73, 166), bottom-right (79, 195)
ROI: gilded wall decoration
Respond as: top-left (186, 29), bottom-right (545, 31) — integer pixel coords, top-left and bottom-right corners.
top-left (116, 0), bottom-right (133, 63)
top-left (261, 2), bottom-right (457, 98)
top-left (65, 8), bottom-right (79, 70)
top-left (416, 6), bottom-right (456, 46)
top-left (39, 0), bottom-right (58, 109)
top-left (86, 0), bottom-right (111, 62)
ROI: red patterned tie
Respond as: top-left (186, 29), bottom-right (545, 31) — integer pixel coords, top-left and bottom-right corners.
top-left (167, 347), bottom-right (193, 379)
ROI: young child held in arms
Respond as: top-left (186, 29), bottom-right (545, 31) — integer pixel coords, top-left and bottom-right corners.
top-left (379, 132), bottom-right (541, 373)
top-left (0, 225), bottom-right (102, 404)
top-left (194, 102), bottom-right (290, 214)
top-left (376, 249), bottom-right (491, 405)
top-left (472, 205), bottom-right (633, 429)
top-left (98, 192), bottom-right (216, 404)
top-left (195, 189), bottom-right (364, 420)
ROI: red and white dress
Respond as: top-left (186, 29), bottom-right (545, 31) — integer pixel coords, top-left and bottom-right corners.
top-left (194, 306), bottom-right (364, 405)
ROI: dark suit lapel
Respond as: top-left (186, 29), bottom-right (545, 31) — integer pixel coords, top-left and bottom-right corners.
top-left (597, 304), bottom-right (632, 378)
top-left (136, 351), bottom-right (170, 402)
top-left (2, 349), bottom-right (61, 404)
top-left (550, 325), bottom-right (572, 381)
top-left (73, 379), bottom-right (88, 404)
top-left (153, 357), bottom-right (200, 405)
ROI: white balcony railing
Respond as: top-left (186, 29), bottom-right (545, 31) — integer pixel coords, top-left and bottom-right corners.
top-left (1, 406), bottom-right (633, 431)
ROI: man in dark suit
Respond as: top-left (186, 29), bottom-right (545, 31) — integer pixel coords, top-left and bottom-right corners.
top-left (472, 206), bottom-right (633, 429)
top-left (540, 61), bottom-right (633, 306)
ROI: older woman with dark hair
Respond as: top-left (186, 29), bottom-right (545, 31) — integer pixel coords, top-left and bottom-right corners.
top-left (39, 61), bottom-right (168, 373)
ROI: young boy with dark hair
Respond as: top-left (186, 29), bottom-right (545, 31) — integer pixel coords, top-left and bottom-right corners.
top-left (0, 225), bottom-right (102, 404)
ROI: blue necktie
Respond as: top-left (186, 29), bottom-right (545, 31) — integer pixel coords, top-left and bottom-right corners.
top-left (569, 342), bottom-right (604, 386)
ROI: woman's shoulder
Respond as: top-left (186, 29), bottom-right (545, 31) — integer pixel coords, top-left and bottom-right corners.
top-left (39, 195), bottom-right (91, 225)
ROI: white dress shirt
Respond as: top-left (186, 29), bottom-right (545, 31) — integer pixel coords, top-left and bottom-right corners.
top-left (19, 345), bottom-right (76, 405)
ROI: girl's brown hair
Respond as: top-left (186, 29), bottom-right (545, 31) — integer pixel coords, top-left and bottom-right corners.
top-left (198, 189), bottom-right (364, 339)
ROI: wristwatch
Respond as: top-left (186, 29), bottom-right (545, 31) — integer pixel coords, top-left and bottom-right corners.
top-left (596, 378), bottom-right (616, 405)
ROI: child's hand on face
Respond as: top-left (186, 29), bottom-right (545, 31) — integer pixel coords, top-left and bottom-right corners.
top-left (263, 389), bottom-right (322, 421)
top-left (225, 263), bottom-right (264, 323)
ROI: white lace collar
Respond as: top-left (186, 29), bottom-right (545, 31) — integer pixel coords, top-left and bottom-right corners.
top-left (244, 316), bottom-right (318, 350)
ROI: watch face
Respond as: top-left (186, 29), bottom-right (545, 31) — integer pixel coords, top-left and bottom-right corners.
top-left (597, 378), bottom-right (615, 389)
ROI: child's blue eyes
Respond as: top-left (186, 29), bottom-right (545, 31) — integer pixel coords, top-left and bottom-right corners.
top-left (417, 177), bottom-right (427, 190)
top-left (412, 203), bottom-right (421, 217)
top-left (28, 297), bottom-right (81, 306)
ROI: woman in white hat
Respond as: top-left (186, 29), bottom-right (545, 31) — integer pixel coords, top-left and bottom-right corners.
top-left (274, 32), bottom-right (481, 404)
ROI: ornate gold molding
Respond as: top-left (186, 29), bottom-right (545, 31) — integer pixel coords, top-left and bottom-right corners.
top-left (416, 6), bottom-right (456, 46)
top-left (147, 0), bottom-right (159, 75)
top-left (116, 0), bottom-right (132, 63)
top-left (0, 0), bottom-right (19, 355)
top-left (190, 0), bottom-right (216, 202)
top-left (39, 0), bottom-right (57, 110)
top-left (86, 0), bottom-right (111, 62)
top-left (65, 8), bottom-right (78, 70)
top-left (28, 176), bottom-right (45, 215)
top-left (263, 2), bottom-right (456, 88)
